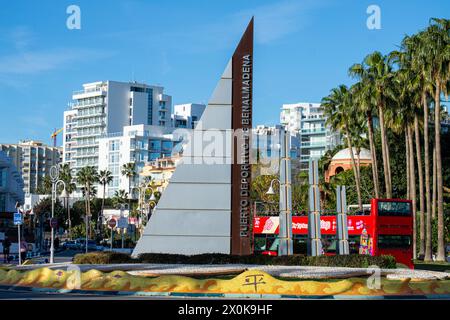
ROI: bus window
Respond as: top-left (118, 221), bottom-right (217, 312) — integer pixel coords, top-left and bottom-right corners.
top-left (322, 235), bottom-right (337, 254)
top-left (348, 235), bottom-right (360, 254)
top-left (268, 238), bottom-right (279, 252)
top-left (378, 201), bottom-right (411, 216)
top-left (254, 235), bottom-right (268, 252)
top-left (378, 235), bottom-right (412, 249)
top-left (293, 235), bottom-right (307, 254)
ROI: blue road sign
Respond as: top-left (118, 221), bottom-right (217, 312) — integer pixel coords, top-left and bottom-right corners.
top-left (14, 212), bottom-right (22, 225)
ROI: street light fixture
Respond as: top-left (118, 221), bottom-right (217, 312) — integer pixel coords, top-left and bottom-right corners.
top-left (49, 165), bottom-right (67, 264)
top-left (266, 179), bottom-right (280, 195)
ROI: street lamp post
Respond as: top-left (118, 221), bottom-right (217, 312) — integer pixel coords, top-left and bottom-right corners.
top-left (136, 184), bottom-right (156, 237)
top-left (49, 165), bottom-right (68, 264)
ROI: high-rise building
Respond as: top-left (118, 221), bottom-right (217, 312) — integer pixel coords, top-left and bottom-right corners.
top-left (280, 102), bottom-right (341, 170)
top-left (0, 141), bottom-right (61, 195)
top-left (253, 125), bottom-right (301, 175)
top-left (0, 150), bottom-right (24, 212)
top-left (172, 103), bottom-right (206, 129)
top-left (63, 81), bottom-right (173, 171)
top-left (97, 124), bottom-right (181, 198)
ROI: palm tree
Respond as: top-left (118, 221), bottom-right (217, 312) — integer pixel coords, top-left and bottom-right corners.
top-left (351, 81), bottom-right (380, 198)
top-left (423, 18), bottom-right (450, 262)
top-left (59, 163), bottom-right (76, 239)
top-left (98, 170), bottom-right (113, 238)
top-left (401, 32), bottom-right (436, 261)
top-left (121, 162), bottom-right (136, 213)
top-left (112, 189), bottom-right (129, 207)
top-left (322, 84), bottom-right (363, 210)
top-left (36, 175), bottom-right (52, 195)
top-left (387, 66), bottom-right (420, 259)
top-left (349, 52), bottom-right (396, 198)
top-left (390, 48), bottom-right (427, 258)
top-left (76, 166), bottom-right (99, 246)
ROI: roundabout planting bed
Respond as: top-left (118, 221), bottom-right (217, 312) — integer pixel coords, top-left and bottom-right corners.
top-left (0, 267), bottom-right (449, 297)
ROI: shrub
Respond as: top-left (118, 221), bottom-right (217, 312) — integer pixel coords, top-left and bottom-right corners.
top-left (73, 252), bottom-right (134, 264)
top-left (73, 252), bottom-right (396, 269)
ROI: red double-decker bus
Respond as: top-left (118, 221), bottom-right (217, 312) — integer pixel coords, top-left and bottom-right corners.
top-left (253, 198), bottom-right (413, 268)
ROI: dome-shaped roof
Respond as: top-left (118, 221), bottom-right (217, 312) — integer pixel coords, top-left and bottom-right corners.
top-left (332, 147), bottom-right (372, 161)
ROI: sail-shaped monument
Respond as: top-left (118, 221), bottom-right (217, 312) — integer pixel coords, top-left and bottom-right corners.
top-left (133, 18), bottom-right (254, 256)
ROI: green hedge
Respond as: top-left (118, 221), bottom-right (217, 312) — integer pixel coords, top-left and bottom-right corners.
top-left (73, 252), bottom-right (396, 269)
top-left (73, 252), bottom-right (134, 264)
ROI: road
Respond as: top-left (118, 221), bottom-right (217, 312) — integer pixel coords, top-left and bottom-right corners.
top-left (0, 288), bottom-right (192, 300)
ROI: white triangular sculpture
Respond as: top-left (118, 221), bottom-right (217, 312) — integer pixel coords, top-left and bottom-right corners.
top-left (133, 19), bottom-right (253, 256)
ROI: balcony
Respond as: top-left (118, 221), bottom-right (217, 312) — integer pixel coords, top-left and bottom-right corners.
top-left (301, 142), bottom-right (327, 148)
top-left (72, 101), bottom-right (106, 109)
top-left (303, 117), bottom-right (325, 122)
top-left (76, 121), bottom-right (106, 129)
top-left (300, 128), bottom-right (326, 135)
top-left (73, 89), bottom-right (106, 100)
top-left (74, 132), bottom-right (103, 139)
top-left (73, 152), bottom-right (99, 159)
top-left (73, 143), bottom-right (98, 149)
top-left (74, 112), bottom-right (105, 119)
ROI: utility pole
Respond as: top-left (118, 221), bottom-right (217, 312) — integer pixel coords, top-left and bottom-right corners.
top-left (278, 127), bottom-right (293, 256)
top-left (308, 159), bottom-right (322, 256)
top-left (336, 185), bottom-right (350, 255)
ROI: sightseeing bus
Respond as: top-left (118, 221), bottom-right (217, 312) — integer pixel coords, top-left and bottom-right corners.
top-left (253, 198), bottom-right (413, 268)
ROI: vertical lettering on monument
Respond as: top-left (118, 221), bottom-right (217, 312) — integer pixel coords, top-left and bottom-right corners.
top-left (231, 18), bottom-right (253, 255)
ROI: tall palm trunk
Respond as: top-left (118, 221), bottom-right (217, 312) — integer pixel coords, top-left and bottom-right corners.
top-left (67, 196), bottom-right (72, 240)
top-left (128, 178), bottom-right (132, 219)
top-left (424, 93), bottom-right (433, 261)
top-left (378, 105), bottom-right (392, 198)
top-left (414, 115), bottom-right (425, 258)
top-left (432, 146), bottom-right (437, 220)
top-left (367, 112), bottom-right (380, 198)
top-left (434, 81), bottom-right (445, 262)
top-left (345, 126), bottom-right (363, 210)
top-left (100, 183), bottom-right (106, 239)
top-left (407, 125), bottom-right (417, 260)
top-left (356, 150), bottom-right (361, 183)
top-left (406, 131), bottom-right (410, 200)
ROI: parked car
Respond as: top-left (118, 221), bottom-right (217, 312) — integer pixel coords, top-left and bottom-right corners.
top-left (62, 240), bottom-right (78, 250)
top-left (77, 239), bottom-right (99, 251)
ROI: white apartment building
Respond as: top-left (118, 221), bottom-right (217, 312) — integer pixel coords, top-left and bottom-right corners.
top-left (280, 102), bottom-right (341, 170)
top-left (97, 124), bottom-right (180, 198)
top-left (0, 141), bottom-right (61, 195)
top-left (63, 81), bottom-right (173, 171)
top-left (172, 103), bottom-right (206, 129)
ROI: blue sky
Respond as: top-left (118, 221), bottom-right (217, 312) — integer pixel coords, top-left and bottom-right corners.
top-left (0, 0), bottom-right (448, 145)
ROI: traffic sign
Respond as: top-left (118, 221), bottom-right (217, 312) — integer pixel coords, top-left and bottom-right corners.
top-left (118, 217), bottom-right (128, 229)
top-left (50, 218), bottom-right (58, 229)
top-left (108, 218), bottom-right (117, 229)
top-left (13, 212), bottom-right (22, 225)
